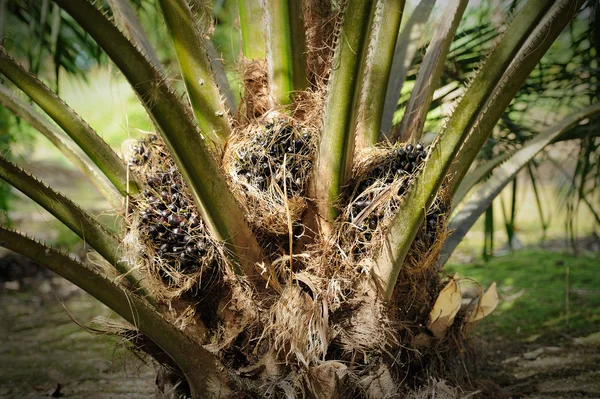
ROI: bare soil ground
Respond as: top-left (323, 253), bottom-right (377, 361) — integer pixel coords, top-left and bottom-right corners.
top-left (472, 335), bottom-right (600, 398)
top-left (0, 256), bottom-right (155, 398)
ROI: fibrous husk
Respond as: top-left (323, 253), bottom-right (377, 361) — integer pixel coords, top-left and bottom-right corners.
top-left (306, 361), bottom-right (348, 399)
top-left (265, 285), bottom-right (329, 366)
top-left (240, 59), bottom-right (270, 120)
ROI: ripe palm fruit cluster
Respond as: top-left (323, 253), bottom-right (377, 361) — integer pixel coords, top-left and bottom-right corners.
top-left (129, 137), bottom-right (216, 289)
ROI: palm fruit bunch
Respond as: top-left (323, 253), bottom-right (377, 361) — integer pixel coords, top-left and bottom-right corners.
top-left (128, 137), bottom-right (217, 290)
top-left (232, 119), bottom-right (314, 195)
top-left (225, 117), bottom-right (316, 239)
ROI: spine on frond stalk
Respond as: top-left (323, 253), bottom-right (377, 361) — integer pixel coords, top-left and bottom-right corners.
top-left (0, 48), bottom-right (140, 196)
top-left (312, 0), bottom-right (378, 229)
top-left (158, 0), bottom-right (232, 149)
top-left (372, 0), bottom-right (583, 300)
top-left (55, 0), bottom-right (264, 276)
top-left (0, 156), bottom-right (150, 297)
top-left (0, 84), bottom-right (123, 209)
top-left (0, 227), bottom-right (229, 397)
top-left (263, 0), bottom-right (308, 105)
top-left (355, 0), bottom-right (406, 152)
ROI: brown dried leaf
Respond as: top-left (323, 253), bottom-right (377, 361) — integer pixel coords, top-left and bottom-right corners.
top-left (427, 273), bottom-right (462, 339)
top-left (468, 282), bottom-right (498, 323)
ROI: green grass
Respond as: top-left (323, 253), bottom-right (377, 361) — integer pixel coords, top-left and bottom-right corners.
top-left (447, 249), bottom-right (600, 342)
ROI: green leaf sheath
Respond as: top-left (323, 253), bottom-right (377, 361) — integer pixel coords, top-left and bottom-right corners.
top-left (446, 0), bottom-right (587, 197)
top-left (355, 0), bottom-right (406, 151)
top-left (0, 84), bottom-right (123, 208)
top-left (287, 0), bottom-right (308, 93)
top-left (0, 156), bottom-right (151, 296)
top-left (381, 0), bottom-right (436, 134)
top-left (0, 49), bottom-right (139, 196)
top-left (440, 102), bottom-right (600, 266)
top-left (393, 0), bottom-right (468, 143)
top-left (54, 0), bottom-right (263, 274)
top-left (0, 227), bottom-right (229, 398)
top-left (314, 0), bottom-right (377, 226)
top-left (158, 0), bottom-right (232, 148)
top-left (264, 0), bottom-right (307, 105)
top-left (373, 0), bottom-right (579, 300)
top-left (238, 0), bottom-right (267, 60)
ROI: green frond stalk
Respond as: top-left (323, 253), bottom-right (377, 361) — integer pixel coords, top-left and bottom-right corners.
top-left (264, 0), bottom-right (307, 105)
top-left (373, 0), bottom-right (580, 300)
top-left (392, 0), bottom-right (468, 143)
top-left (439, 102), bottom-right (600, 266)
top-left (313, 0), bottom-right (377, 227)
top-left (381, 0), bottom-right (436, 134)
top-left (55, 0), bottom-right (263, 275)
top-left (0, 156), bottom-right (151, 296)
top-left (0, 49), bottom-right (139, 196)
top-left (0, 227), bottom-right (229, 397)
top-left (446, 0), bottom-right (587, 196)
top-left (108, 0), bottom-right (163, 70)
top-left (238, 0), bottom-right (267, 60)
top-left (158, 0), bottom-right (232, 148)
top-left (0, 84), bottom-right (123, 209)
top-left (355, 0), bottom-right (406, 152)
top-left (0, 0), bottom-right (7, 45)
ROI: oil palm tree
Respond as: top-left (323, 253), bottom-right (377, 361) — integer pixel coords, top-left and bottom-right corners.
top-left (0, 0), bottom-right (597, 397)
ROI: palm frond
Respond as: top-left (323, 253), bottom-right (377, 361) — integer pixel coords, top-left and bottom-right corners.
top-left (0, 84), bottom-right (123, 208)
top-left (355, 0), bottom-right (406, 152)
top-left (439, 101), bottom-right (600, 266)
top-left (158, 0), bottom-right (232, 148)
top-left (313, 0), bottom-right (377, 227)
top-left (381, 0), bottom-right (437, 134)
top-left (0, 49), bottom-right (140, 195)
top-left (392, 0), bottom-right (468, 143)
top-left (373, 0), bottom-right (581, 300)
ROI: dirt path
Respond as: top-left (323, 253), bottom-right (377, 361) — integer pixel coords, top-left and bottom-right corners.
top-left (473, 334), bottom-right (600, 398)
top-left (0, 268), bottom-right (155, 398)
